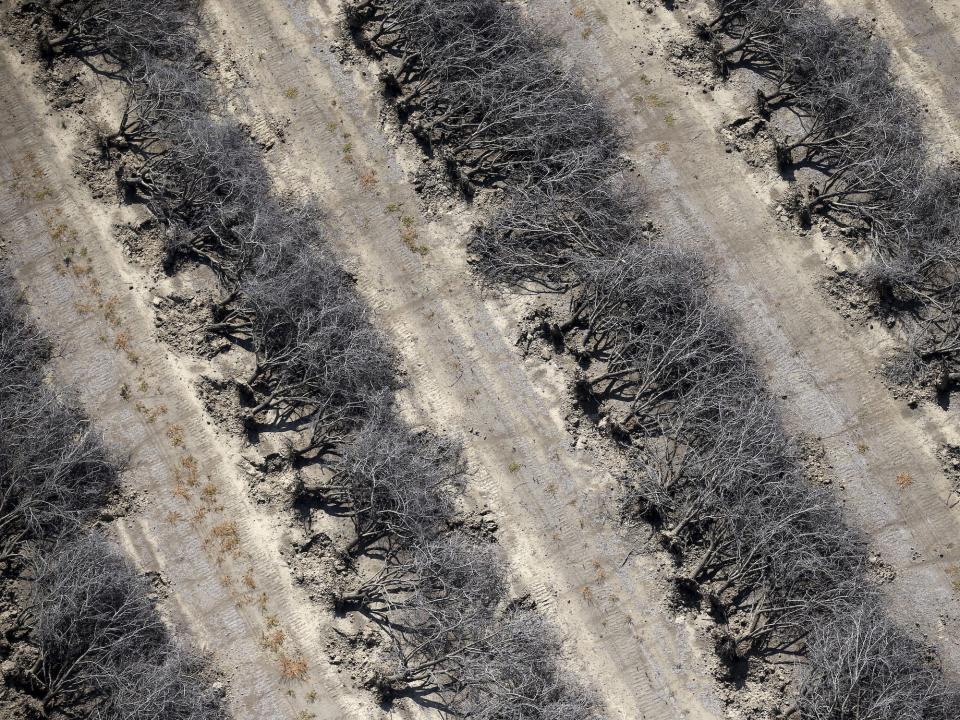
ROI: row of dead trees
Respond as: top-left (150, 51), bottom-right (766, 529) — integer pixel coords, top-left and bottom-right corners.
top-left (35, 0), bottom-right (396, 461)
top-left (0, 278), bottom-right (226, 719)
top-left (701, 0), bottom-right (960, 392)
top-left (320, 398), bottom-right (601, 715)
top-left (25, 1), bottom-right (602, 715)
top-left (347, 0), bottom-right (960, 717)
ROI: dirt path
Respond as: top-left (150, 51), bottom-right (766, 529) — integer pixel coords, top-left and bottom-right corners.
top-left (0, 40), bottom-right (371, 720)
top-left (536, 0), bottom-right (960, 671)
top-left (199, 1), bottom-right (733, 718)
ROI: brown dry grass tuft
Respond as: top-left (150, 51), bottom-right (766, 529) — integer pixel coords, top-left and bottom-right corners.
top-left (211, 520), bottom-right (240, 553)
top-left (166, 424), bottom-right (185, 447)
top-left (261, 628), bottom-right (286, 652)
top-left (279, 654), bottom-right (308, 681)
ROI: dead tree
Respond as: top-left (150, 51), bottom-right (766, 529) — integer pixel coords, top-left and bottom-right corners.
top-left (455, 609), bottom-right (602, 720)
top-left (705, 0), bottom-right (804, 77)
top-left (348, 0), bottom-right (619, 189)
top-left (337, 532), bottom-right (503, 616)
top-left (37, 0), bottom-right (198, 69)
top-left (220, 236), bottom-right (395, 457)
top-left (0, 281), bottom-right (49, 381)
top-left (122, 115), bottom-right (270, 269)
top-left (565, 244), bottom-right (752, 436)
top-left (109, 56), bottom-right (211, 154)
top-left (92, 645), bottom-right (227, 720)
top-left (0, 384), bottom-right (117, 562)
top-left (30, 533), bottom-right (168, 710)
top-left (340, 532), bottom-right (508, 702)
top-left (345, 0), bottom-right (960, 712)
top-left (471, 178), bottom-right (639, 290)
top-left (799, 598), bottom-right (959, 720)
top-left (317, 397), bottom-right (465, 556)
top-left (0, 274), bottom-right (223, 717)
top-left (0, 283), bottom-right (117, 562)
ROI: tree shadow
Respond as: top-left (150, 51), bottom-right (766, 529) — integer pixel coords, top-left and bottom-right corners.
top-left (936, 385), bottom-right (952, 411)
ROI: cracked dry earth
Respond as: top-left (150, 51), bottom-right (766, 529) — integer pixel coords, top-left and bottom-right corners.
top-left (4, 1), bottom-right (960, 719)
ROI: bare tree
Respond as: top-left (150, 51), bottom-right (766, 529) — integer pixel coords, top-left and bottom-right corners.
top-left (455, 609), bottom-right (602, 720)
top-left (37, 0), bottom-right (198, 70)
top-left (93, 645), bottom-right (227, 720)
top-left (0, 282), bottom-right (117, 562)
top-left (338, 532), bottom-right (502, 617)
top-left (340, 532), bottom-right (507, 701)
top-left (220, 234), bottom-right (395, 458)
top-left (563, 243), bottom-right (752, 439)
top-left (314, 396), bottom-right (465, 556)
top-left (348, 0), bottom-right (618, 189)
top-left (0, 384), bottom-right (117, 561)
top-left (704, 0), bottom-right (804, 78)
top-left (0, 281), bottom-right (49, 382)
top-left (121, 114), bottom-right (270, 269)
top-left (30, 533), bottom-right (168, 710)
top-left (108, 55), bottom-right (211, 153)
top-left (799, 597), bottom-right (960, 720)
top-left (471, 178), bottom-right (639, 290)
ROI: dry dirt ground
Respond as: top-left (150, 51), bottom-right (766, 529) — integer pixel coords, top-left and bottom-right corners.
top-left (4, 1), bottom-right (960, 719)
top-left (539, 0), bottom-right (960, 669)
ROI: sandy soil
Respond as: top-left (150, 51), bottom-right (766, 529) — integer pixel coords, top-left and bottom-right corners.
top-left (0, 39), bottom-right (373, 720)
top-left (539, 0), bottom-right (960, 670)
top-left (198, 0), bottom-right (735, 718)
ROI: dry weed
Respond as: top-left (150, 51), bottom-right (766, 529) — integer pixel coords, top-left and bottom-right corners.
top-left (166, 424), bottom-right (185, 447)
top-left (261, 628), bottom-right (285, 652)
top-left (211, 521), bottom-right (240, 553)
top-left (359, 168), bottom-right (377, 188)
top-left (278, 654), bottom-right (308, 681)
